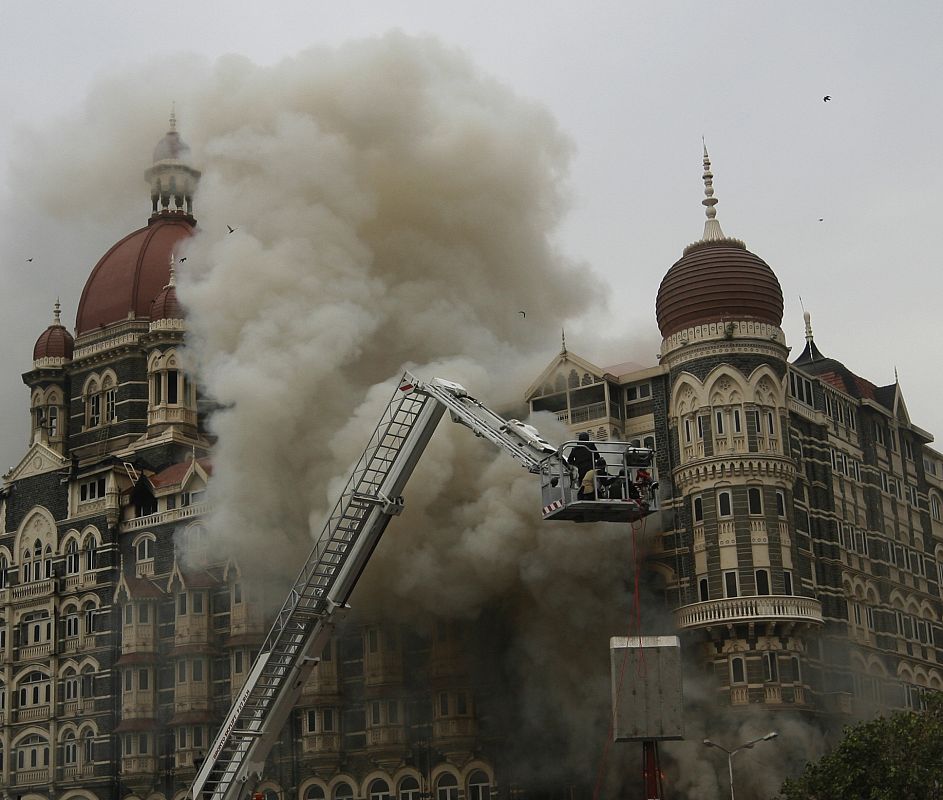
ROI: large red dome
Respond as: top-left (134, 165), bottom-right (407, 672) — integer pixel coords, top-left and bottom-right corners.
top-left (75, 216), bottom-right (193, 335)
top-left (655, 239), bottom-right (783, 338)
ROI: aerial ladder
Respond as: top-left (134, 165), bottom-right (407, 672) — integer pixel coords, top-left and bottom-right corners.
top-left (189, 372), bottom-right (657, 800)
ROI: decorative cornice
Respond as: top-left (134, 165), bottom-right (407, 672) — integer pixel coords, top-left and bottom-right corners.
top-left (31, 357), bottom-right (68, 369)
top-left (148, 318), bottom-right (186, 332)
top-left (673, 455), bottom-right (797, 491)
top-left (660, 319), bottom-right (787, 362)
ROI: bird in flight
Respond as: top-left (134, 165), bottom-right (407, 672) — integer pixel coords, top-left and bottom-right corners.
top-left (26, 257), bottom-right (33, 262)
top-left (823, 95), bottom-right (831, 102)
top-left (519, 310), bottom-right (526, 319)
top-left (818, 218), bottom-right (824, 222)
top-left (179, 257), bottom-right (187, 262)
top-left (227, 225), bottom-right (237, 234)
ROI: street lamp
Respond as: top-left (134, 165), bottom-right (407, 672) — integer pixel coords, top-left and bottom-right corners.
top-left (703, 732), bottom-right (778, 800)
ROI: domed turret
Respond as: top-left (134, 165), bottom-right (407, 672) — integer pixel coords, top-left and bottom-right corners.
top-left (150, 258), bottom-right (184, 324)
top-left (656, 148), bottom-right (783, 339)
top-left (144, 107), bottom-right (201, 220)
top-left (75, 114), bottom-right (197, 336)
top-left (33, 300), bottom-right (74, 363)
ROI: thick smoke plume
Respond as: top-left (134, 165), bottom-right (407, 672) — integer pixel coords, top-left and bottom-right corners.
top-left (6, 34), bottom-right (829, 797)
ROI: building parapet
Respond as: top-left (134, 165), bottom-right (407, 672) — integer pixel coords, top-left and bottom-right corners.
top-left (674, 595), bottom-right (824, 630)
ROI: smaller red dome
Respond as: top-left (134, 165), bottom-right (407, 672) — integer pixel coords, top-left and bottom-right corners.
top-left (150, 282), bottom-right (183, 322)
top-left (33, 320), bottom-right (74, 361)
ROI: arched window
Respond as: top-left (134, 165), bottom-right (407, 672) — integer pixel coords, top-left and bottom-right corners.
top-left (16, 734), bottom-right (49, 770)
top-left (370, 779), bottom-right (392, 800)
top-left (63, 732), bottom-right (77, 764)
top-left (467, 771), bottom-right (490, 800)
top-left (84, 537), bottom-right (97, 571)
top-left (102, 376), bottom-right (117, 423)
top-left (747, 487), bottom-right (763, 515)
top-left (755, 569), bottom-right (770, 595)
top-left (86, 379), bottom-right (101, 428)
top-left (334, 783), bottom-right (354, 800)
top-left (83, 730), bottom-right (94, 764)
top-left (65, 540), bottom-right (79, 575)
top-left (763, 652), bottom-right (778, 682)
top-left (791, 656), bottom-right (802, 683)
top-left (717, 491), bottom-right (732, 518)
top-left (932, 494), bottom-right (942, 523)
top-left (81, 666), bottom-right (95, 700)
top-left (693, 496), bottom-right (703, 523)
top-left (0, 554), bottom-right (8, 588)
top-left (436, 774), bottom-right (459, 800)
top-left (136, 537), bottom-right (154, 562)
top-left (63, 668), bottom-right (79, 701)
top-left (305, 786), bottom-right (326, 800)
top-left (83, 601), bottom-right (97, 635)
top-left (731, 657), bottom-right (746, 684)
top-left (64, 607), bottom-right (80, 638)
top-left (44, 546), bottom-right (52, 578)
top-left (19, 671), bottom-right (50, 707)
top-left (398, 777), bottom-right (421, 800)
top-left (47, 405), bottom-right (59, 437)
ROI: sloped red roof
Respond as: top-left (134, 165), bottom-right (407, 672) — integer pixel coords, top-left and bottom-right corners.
top-left (120, 575), bottom-right (165, 600)
top-left (150, 457), bottom-right (213, 488)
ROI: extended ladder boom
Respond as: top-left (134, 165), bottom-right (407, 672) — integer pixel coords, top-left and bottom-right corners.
top-left (190, 372), bottom-right (566, 800)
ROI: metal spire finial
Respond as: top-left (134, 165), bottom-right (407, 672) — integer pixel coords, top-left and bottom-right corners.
top-left (700, 142), bottom-right (726, 241)
top-left (53, 298), bottom-right (61, 325)
top-left (561, 329), bottom-right (567, 355)
top-left (168, 254), bottom-right (176, 287)
top-left (170, 102), bottom-right (177, 132)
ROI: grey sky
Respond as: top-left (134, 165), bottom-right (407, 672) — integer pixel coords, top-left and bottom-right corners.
top-left (1, 1), bottom-right (941, 472)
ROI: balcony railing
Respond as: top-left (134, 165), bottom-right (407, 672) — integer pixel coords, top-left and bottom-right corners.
top-left (120, 501), bottom-right (211, 532)
top-left (675, 595), bottom-right (824, 630)
top-left (19, 641), bottom-right (53, 659)
top-left (12, 578), bottom-right (56, 601)
top-left (432, 717), bottom-right (477, 741)
top-left (13, 767), bottom-right (50, 785)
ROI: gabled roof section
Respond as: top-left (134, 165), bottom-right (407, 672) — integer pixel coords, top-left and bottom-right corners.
top-left (114, 568), bottom-right (165, 604)
top-left (3, 440), bottom-right (68, 483)
top-left (167, 557), bottom-right (220, 592)
top-left (150, 456), bottom-right (213, 490)
top-left (792, 330), bottom-right (886, 406)
top-left (524, 349), bottom-right (608, 400)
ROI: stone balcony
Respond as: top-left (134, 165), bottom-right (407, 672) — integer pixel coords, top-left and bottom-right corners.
top-left (674, 595), bottom-right (824, 631)
top-left (12, 578), bottom-right (56, 602)
top-left (120, 501), bottom-right (210, 533)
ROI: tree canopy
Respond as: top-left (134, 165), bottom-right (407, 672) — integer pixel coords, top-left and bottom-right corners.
top-left (780, 693), bottom-right (943, 800)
